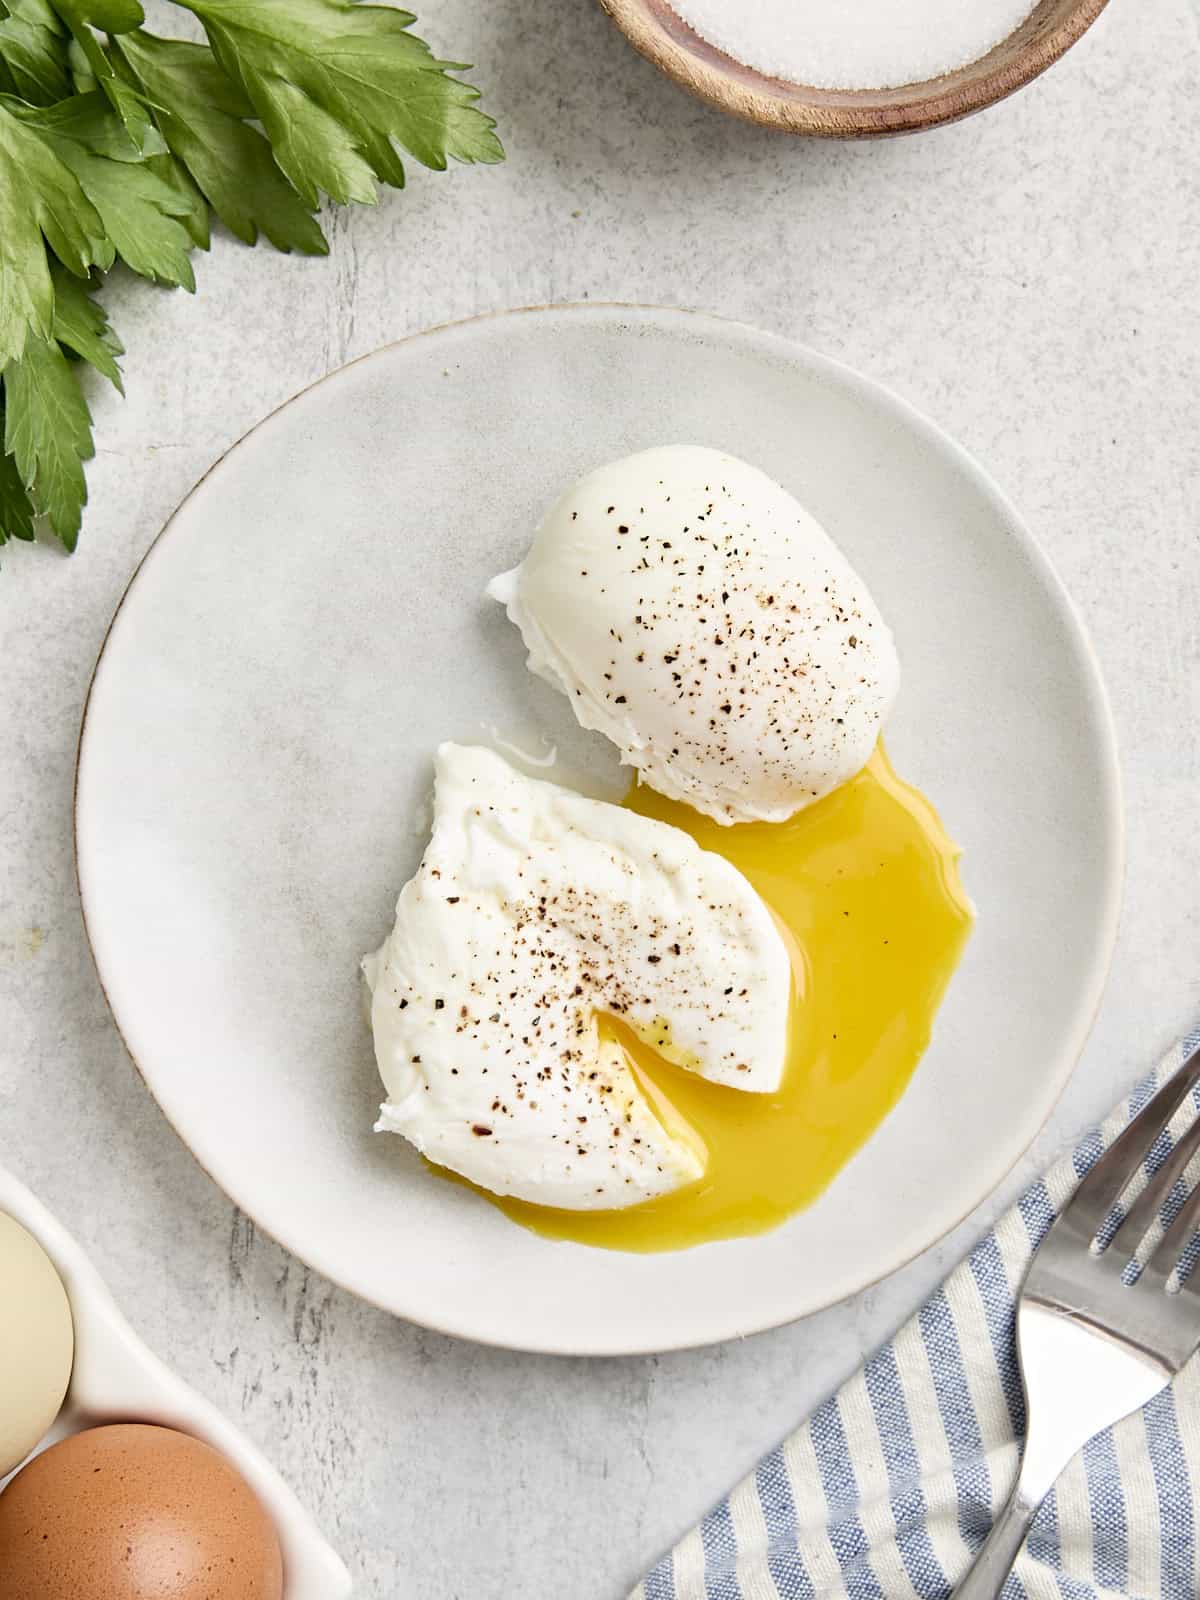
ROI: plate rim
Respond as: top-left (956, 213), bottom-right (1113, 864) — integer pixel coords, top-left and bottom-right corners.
top-left (74, 302), bottom-right (1125, 1355)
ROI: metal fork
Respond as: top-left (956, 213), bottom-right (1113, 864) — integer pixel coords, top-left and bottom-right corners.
top-left (954, 1042), bottom-right (1200, 1599)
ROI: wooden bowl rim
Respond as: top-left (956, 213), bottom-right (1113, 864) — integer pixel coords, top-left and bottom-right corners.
top-left (597, 0), bottom-right (1112, 136)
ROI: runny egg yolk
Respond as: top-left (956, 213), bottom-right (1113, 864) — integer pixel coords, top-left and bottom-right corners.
top-left (484, 743), bottom-right (973, 1252)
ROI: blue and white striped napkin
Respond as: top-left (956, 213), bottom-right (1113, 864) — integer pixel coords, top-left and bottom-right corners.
top-left (634, 1029), bottom-right (1200, 1600)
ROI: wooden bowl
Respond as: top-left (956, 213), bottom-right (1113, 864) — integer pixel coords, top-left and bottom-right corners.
top-left (597, 0), bottom-right (1111, 136)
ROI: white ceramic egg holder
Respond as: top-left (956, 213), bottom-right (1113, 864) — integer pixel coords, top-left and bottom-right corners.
top-left (0, 1164), bottom-right (352, 1599)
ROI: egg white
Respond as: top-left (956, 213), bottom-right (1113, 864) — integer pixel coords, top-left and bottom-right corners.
top-left (489, 445), bottom-right (900, 825)
top-left (364, 745), bottom-right (791, 1210)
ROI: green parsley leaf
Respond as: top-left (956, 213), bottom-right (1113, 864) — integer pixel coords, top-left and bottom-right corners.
top-left (0, 400), bottom-right (36, 545)
top-left (48, 0), bottom-right (154, 148)
top-left (173, 0), bottom-right (502, 208)
top-left (25, 82), bottom-right (159, 155)
top-left (112, 30), bottom-right (325, 253)
top-left (51, 265), bottom-right (123, 390)
top-left (145, 149), bottom-right (211, 250)
top-left (3, 328), bottom-right (94, 550)
top-left (65, 28), bottom-right (94, 89)
top-left (0, 0), bottom-right (501, 566)
top-left (73, 0), bottom-right (141, 26)
top-left (0, 0), bottom-right (71, 104)
top-left (14, 93), bottom-right (197, 289)
top-left (0, 92), bottom-right (111, 365)
top-left (57, 147), bottom-right (196, 287)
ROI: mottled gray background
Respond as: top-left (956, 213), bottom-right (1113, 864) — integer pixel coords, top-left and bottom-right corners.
top-left (2, 1), bottom-right (1199, 1595)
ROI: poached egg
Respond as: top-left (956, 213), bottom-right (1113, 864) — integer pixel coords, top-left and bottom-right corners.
top-left (489, 445), bottom-right (900, 825)
top-left (363, 744), bottom-right (791, 1210)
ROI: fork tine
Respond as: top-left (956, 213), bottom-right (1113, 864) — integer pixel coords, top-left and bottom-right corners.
top-left (1065, 1043), bottom-right (1200, 1239)
top-left (1109, 1100), bottom-right (1200, 1255)
top-left (1150, 1184), bottom-right (1200, 1291)
top-left (1147, 1166), bottom-right (1200, 1289)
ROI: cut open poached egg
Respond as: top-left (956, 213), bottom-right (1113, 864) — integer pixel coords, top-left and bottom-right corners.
top-left (363, 745), bottom-right (791, 1210)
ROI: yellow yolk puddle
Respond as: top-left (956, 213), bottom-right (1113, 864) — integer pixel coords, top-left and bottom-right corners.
top-left (473, 744), bottom-right (973, 1252)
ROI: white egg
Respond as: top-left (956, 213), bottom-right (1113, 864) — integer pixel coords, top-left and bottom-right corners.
top-left (489, 445), bottom-right (900, 825)
top-left (363, 745), bottom-right (791, 1211)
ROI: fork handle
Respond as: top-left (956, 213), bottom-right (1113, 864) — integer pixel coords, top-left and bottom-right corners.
top-left (952, 1472), bottom-right (1047, 1600)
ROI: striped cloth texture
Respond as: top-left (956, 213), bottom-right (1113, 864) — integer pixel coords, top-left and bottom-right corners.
top-left (633, 1028), bottom-right (1200, 1600)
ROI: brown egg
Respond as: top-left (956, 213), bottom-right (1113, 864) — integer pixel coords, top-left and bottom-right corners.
top-left (0, 1423), bottom-right (284, 1600)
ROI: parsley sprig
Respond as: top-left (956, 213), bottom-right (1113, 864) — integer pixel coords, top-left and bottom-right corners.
top-left (0, 0), bottom-right (501, 557)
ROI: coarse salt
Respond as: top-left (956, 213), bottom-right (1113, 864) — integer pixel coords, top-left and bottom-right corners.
top-left (668, 0), bottom-right (1040, 90)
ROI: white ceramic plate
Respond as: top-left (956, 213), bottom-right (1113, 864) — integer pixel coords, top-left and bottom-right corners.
top-left (0, 1166), bottom-right (351, 1597)
top-left (75, 305), bottom-right (1122, 1355)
